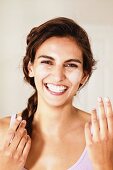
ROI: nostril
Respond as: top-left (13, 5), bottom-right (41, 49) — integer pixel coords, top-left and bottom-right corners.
top-left (50, 65), bottom-right (66, 83)
top-left (53, 72), bottom-right (65, 82)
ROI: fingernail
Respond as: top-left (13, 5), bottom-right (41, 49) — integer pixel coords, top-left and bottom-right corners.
top-left (24, 129), bottom-right (27, 133)
top-left (97, 97), bottom-right (102, 102)
top-left (21, 120), bottom-right (26, 125)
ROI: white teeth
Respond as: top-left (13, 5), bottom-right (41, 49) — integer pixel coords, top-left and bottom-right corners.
top-left (46, 84), bottom-right (67, 93)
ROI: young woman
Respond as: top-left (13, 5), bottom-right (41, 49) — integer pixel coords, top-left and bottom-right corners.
top-left (0, 17), bottom-right (113, 170)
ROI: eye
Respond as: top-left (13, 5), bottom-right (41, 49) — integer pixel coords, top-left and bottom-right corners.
top-left (41, 60), bottom-right (53, 65)
top-left (64, 63), bottom-right (78, 68)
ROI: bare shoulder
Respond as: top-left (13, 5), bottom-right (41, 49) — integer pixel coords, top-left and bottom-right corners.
top-left (74, 107), bottom-right (91, 124)
top-left (79, 109), bottom-right (91, 122)
top-left (0, 115), bottom-right (11, 132)
top-left (0, 115), bottom-right (11, 147)
top-left (72, 107), bottom-right (91, 138)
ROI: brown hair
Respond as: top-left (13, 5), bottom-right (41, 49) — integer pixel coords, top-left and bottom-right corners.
top-left (22, 17), bottom-right (96, 136)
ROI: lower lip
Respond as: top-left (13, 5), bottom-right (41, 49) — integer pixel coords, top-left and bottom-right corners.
top-left (44, 85), bottom-right (67, 96)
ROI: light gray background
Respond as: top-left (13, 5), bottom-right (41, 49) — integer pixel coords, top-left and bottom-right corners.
top-left (0, 0), bottom-right (113, 116)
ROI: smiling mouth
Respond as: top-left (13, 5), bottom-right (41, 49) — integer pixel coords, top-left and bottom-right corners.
top-left (44, 83), bottom-right (68, 94)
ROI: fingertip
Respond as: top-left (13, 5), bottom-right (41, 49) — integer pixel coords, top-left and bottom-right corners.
top-left (17, 116), bottom-right (22, 121)
top-left (19, 119), bottom-right (26, 126)
top-left (22, 119), bottom-right (26, 124)
top-left (97, 96), bottom-right (102, 103)
top-left (104, 97), bottom-right (110, 102)
top-left (104, 97), bottom-right (111, 106)
top-left (27, 135), bottom-right (31, 142)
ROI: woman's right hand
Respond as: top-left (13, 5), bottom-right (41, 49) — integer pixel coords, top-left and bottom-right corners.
top-left (0, 116), bottom-right (31, 170)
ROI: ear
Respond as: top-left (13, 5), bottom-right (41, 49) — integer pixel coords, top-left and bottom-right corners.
top-left (28, 61), bottom-right (34, 77)
top-left (80, 72), bottom-right (89, 86)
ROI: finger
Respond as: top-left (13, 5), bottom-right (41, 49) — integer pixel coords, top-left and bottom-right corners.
top-left (105, 98), bottom-right (113, 136)
top-left (9, 115), bottom-right (22, 131)
top-left (91, 109), bottom-right (100, 142)
top-left (85, 122), bottom-right (92, 146)
top-left (14, 130), bottom-right (28, 159)
top-left (4, 116), bottom-right (22, 148)
top-left (21, 136), bottom-right (31, 163)
top-left (98, 97), bottom-right (108, 140)
top-left (8, 120), bottom-right (26, 152)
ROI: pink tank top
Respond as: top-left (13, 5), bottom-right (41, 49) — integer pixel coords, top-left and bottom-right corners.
top-left (10, 114), bottom-right (93, 170)
top-left (68, 148), bottom-right (93, 169)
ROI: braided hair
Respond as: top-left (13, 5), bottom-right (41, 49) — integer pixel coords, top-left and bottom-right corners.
top-left (22, 17), bottom-right (96, 137)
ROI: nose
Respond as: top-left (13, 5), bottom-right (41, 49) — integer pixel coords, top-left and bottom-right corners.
top-left (52, 65), bottom-right (66, 82)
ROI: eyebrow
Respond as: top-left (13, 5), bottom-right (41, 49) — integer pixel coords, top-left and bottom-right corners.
top-left (65, 59), bottom-right (82, 64)
top-left (37, 55), bottom-right (82, 64)
top-left (38, 55), bottom-right (54, 60)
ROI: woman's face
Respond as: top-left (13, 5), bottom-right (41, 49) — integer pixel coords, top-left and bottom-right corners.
top-left (28, 37), bottom-right (87, 107)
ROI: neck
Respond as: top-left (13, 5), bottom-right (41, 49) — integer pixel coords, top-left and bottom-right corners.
top-left (34, 102), bottom-right (76, 137)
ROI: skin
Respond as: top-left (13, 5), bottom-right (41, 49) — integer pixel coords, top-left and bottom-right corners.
top-left (85, 97), bottom-right (113, 170)
top-left (28, 36), bottom-right (86, 107)
top-left (0, 116), bottom-right (31, 170)
top-left (0, 37), bottom-right (113, 170)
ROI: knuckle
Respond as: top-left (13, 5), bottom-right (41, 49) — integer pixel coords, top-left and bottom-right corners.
top-left (107, 113), bottom-right (113, 119)
top-left (27, 136), bottom-right (31, 143)
top-left (101, 135), bottom-right (108, 142)
top-left (92, 117), bottom-right (97, 122)
top-left (95, 139), bottom-right (101, 143)
top-left (16, 130), bottom-right (24, 138)
top-left (23, 134), bottom-right (28, 141)
top-left (14, 155), bottom-right (18, 161)
top-left (87, 142), bottom-right (93, 148)
top-left (92, 118), bottom-right (98, 123)
top-left (23, 129), bottom-right (27, 136)
top-left (100, 115), bottom-right (106, 120)
top-left (19, 157), bottom-right (25, 165)
top-left (14, 154), bottom-right (19, 161)
top-left (92, 136), bottom-right (100, 143)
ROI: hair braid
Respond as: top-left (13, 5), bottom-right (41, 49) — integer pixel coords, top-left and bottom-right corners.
top-left (22, 91), bottom-right (37, 137)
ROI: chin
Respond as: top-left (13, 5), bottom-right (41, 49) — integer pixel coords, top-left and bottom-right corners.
top-left (44, 97), bottom-right (72, 108)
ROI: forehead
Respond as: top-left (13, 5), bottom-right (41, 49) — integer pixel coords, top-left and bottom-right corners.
top-left (35, 36), bottom-right (83, 61)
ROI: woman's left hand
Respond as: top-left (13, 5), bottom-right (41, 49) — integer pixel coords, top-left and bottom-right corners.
top-left (85, 97), bottom-right (113, 170)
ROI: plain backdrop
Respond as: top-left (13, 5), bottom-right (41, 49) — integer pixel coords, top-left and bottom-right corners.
top-left (0, 0), bottom-right (113, 116)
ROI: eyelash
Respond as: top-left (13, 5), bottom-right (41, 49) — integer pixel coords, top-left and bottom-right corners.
top-left (41, 60), bottom-right (53, 65)
top-left (64, 63), bottom-right (78, 68)
top-left (40, 60), bottom-right (78, 68)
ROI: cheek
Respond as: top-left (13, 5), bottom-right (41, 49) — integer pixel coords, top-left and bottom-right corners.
top-left (68, 71), bottom-right (83, 85)
top-left (34, 65), bottom-right (50, 80)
